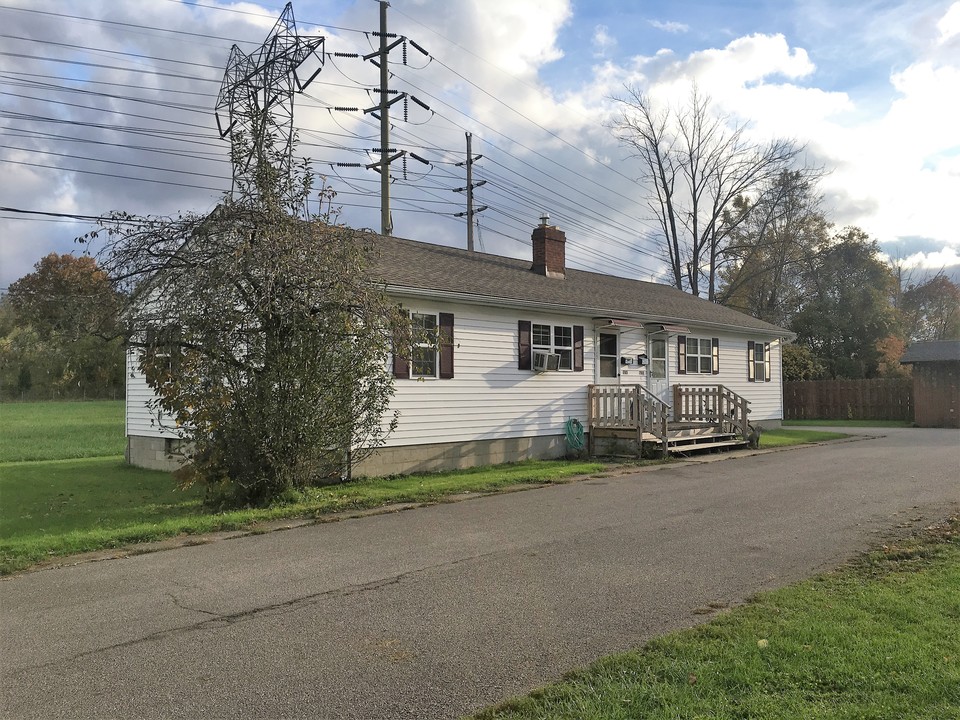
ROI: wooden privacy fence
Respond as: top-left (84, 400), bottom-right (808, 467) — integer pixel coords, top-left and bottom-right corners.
top-left (784, 378), bottom-right (913, 421)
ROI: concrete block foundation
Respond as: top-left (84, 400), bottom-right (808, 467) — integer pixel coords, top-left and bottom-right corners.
top-left (126, 433), bottom-right (572, 477)
top-left (354, 434), bottom-right (569, 477)
top-left (126, 435), bottom-right (188, 472)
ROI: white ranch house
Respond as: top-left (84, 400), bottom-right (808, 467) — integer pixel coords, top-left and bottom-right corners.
top-left (126, 221), bottom-right (794, 475)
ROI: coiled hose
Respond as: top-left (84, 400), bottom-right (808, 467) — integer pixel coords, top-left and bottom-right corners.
top-left (564, 417), bottom-right (585, 452)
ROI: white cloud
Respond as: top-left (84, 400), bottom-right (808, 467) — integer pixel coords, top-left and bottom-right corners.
top-left (889, 247), bottom-right (960, 270)
top-left (593, 24), bottom-right (616, 56)
top-left (937, 1), bottom-right (960, 41)
top-left (581, 15), bottom-right (959, 258)
top-left (648, 20), bottom-right (689, 33)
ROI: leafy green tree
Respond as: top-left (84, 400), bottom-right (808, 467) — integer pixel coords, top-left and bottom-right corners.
top-left (782, 343), bottom-right (823, 381)
top-left (718, 170), bottom-right (829, 327)
top-left (83, 133), bottom-right (410, 506)
top-left (791, 228), bottom-right (898, 379)
top-left (0, 253), bottom-right (124, 399)
top-left (6, 254), bottom-right (120, 339)
top-left (899, 275), bottom-right (960, 342)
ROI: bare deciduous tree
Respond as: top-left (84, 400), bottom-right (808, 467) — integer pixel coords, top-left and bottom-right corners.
top-left (613, 85), bottom-right (803, 299)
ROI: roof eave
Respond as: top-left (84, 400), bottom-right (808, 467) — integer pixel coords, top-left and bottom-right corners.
top-left (385, 284), bottom-right (794, 339)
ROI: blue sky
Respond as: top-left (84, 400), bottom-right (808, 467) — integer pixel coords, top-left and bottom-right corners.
top-left (1, 0), bottom-right (958, 290)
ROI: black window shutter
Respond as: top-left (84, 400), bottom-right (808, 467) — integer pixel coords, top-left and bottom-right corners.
top-left (764, 342), bottom-right (771, 382)
top-left (573, 325), bottom-right (584, 372)
top-left (677, 335), bottom-right (687, 375)
top-left (392, 308), bottom-right (410, 380)
top-left (747, 341), bottom-right (755, 382)
top-left (439, 313), bottom-right (455, 379)
top-left (712, 338), bottom-right (720, 375)
top-left (518, 320), bottom-right (531, 370)
top-left (393, 335), bottom-right (410, 380)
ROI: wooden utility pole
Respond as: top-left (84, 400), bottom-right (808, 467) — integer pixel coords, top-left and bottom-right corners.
top-left (455, 132), bottom-right (487, 250)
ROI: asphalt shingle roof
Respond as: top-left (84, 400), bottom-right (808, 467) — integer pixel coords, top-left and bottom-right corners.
top-left (370, 235), bottom-right (790, 336)
top-left (900, 340), bottom-right (960, 363)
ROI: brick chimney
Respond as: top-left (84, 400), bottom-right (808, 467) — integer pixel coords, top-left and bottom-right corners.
top-left (531, 214), bottom-right (566, 279)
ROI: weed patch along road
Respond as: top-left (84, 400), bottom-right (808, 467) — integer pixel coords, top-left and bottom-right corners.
top-left (1, 426), bottom-right (957, 719)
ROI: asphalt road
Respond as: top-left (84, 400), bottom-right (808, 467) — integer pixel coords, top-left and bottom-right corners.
top-left (2, 427), bottom-right (958, 720)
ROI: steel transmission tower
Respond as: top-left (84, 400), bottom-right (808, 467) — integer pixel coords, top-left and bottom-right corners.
top-left (215, 2), bottom-right (324, 199)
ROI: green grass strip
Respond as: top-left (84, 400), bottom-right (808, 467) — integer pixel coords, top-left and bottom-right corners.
top-left (0, 458), bottom-right (610, 574)
top-left (473, 520), bottom-right (960, 720)
top-left (783, 419), bottom-right (912, 428)
top-left (759, 429), bottom-right (849, 448)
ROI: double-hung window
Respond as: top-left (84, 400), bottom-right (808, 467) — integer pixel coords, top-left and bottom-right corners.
top-left (393, 311), bottom-right (454, 380)
top-left (518, 321), bottom-right (584, 372)
top-left (411, 312), bottom-right (438, 378)
top-left (677, 335), bottom-right (719, 375)
top-left (686, 337), bottom-right (713, 374)
top-left (532, 322), bottom-right (573, 370)
top-left (747, 341), bottom-right (771, 382)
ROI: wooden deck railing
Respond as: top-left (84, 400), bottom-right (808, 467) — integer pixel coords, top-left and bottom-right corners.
top-left (587, 384), bottom-right (670, 450)
top-left (672, 384), bottom-right (751, 438)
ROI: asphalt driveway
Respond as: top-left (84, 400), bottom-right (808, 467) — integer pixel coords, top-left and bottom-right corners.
top-left (2, 427), bottom-right (958, 719)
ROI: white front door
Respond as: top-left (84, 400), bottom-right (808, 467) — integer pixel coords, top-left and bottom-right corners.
top-left (647, 337), bottom-right (669, 404)
top-left (597, 332), bottom-right (620, 385)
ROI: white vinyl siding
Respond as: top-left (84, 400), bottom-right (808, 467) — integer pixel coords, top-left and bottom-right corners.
top-left (633, 332), bottom-right (784, 422)
top-left (682, 333), bottom-right (783, 421)
top-left (384, 303), bottom-right (591, 447)
top-left (125, 348), bottom-right (179, 439)
top-left (125, 299), bottom-right (786, 448)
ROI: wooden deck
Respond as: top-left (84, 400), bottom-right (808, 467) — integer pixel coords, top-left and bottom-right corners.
top-left (588, 384), bottom-right (751, 456)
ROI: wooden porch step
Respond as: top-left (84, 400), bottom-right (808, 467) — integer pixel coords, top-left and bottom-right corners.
top-left (667, 421), bottom-right (716, 431)
top-left (669, 425), bottom-right (727, 439)
top-left (667, 436), bottom-right (748, 454)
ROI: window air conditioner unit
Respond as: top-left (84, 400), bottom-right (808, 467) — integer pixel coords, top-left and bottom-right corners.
top-left (532, 350), bottom-right (561, 372)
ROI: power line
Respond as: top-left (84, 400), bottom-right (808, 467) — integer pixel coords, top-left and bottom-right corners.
top-left (2, 159), bottom-right (227, 194)
top-left (0, 144), bottom-right (228, 181)
top-left (0, 34), bottom-right (227, 72)
top-left (0, 206), bottom-right (142, 222)
top-left (0, 51), bottom-right (221, 85)
top-left (0, 2), bottom-right (669, 281)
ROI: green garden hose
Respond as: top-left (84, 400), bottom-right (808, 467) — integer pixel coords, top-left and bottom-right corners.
top-left (564, 417), bottom-right (585, 451)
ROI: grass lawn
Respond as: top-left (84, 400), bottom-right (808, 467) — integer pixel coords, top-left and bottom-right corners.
top-left (0, 400), bottom-right (126, 462)
top-left (473, 518), bottom-right (960, 720)
top-left (0, 457), bottom-right (609, 574)
top-left (0, 401), bottom-right (847, 574)
top-left (783, 419), bottom-right (912, 428)
top-left (759, 428), bottom-right (849, 448)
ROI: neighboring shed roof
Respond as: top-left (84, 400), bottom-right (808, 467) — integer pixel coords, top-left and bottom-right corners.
top-left (370, 235), bottom-right (791, 337)
top-left (900, 340), bottom-right (960, 364)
